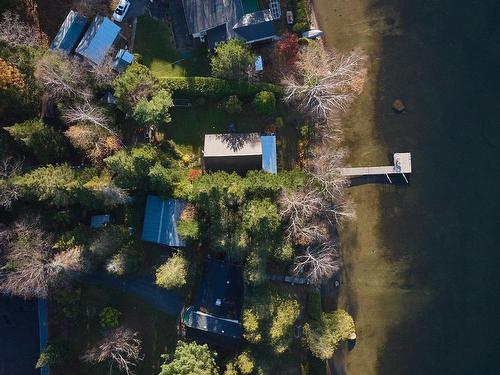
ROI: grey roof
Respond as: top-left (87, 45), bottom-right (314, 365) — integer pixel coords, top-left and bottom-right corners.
top-left (233, 10), bottom-right (276, 43)
top-left (50, 10), bottom-right (88, 54)
top-left (181, 0), bottom-right (244, 35)
top-left (206, 24), bottom-right (228, 48)
top-left (75, 15), bottom-right (121, 64)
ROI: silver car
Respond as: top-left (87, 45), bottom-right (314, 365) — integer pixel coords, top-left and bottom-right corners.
top-left (112, 0), bottom-right (130, 22)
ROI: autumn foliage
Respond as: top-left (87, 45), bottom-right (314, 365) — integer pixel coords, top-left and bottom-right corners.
top-left (0, 58), bottom-right (25, 90)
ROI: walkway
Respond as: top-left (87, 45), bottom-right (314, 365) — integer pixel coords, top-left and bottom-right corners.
top-left (84, 274), bottom-right (184, 316)
top-left (339, 153), bottom-right (412, 183)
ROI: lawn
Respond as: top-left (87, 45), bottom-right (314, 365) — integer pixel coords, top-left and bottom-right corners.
top-left (51, 285), bottom-right (178, 375)
top-left (134, 16), bottom-right (210, 78)
top-left (134, 16), bottom-right (185, 77)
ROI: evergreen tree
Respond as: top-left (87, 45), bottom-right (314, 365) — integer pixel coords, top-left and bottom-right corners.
top-left (159, 341), bottom-right (218, 375)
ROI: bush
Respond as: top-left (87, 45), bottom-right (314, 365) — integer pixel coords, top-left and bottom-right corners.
top-left (161, 76), bottom-right (281, 98)
top-left (293, 0), bottom-right (310, 35)
top-left (225, 95), bottom-right (242, 114)
top-left (211, 39), bottom-right (256, 81)
top-left (155, 252), bottom-right (188, 289)
top-left (252, 91), bottom-right (276, 116)
top-left (99, 307), bottom-right (121, 328)
top-left (36, 343), bottom-right (66, 369)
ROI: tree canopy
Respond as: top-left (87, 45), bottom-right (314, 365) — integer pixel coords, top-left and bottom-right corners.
top-left (210, 39), bottom-right (256, 81)
top-left (303, 309), bottom-right (356, 360)
top-left (159, 341), bottom-right (218, 375)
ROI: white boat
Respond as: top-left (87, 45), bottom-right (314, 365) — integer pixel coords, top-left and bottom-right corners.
top-left (302, 29), bottom-right (324, 39)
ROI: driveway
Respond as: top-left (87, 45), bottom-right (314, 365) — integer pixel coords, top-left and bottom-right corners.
top-left (84, 274), bottom-right (184, 316)
top-left (122, 0), bottom-right (147, 22)
top-left (0, 296), bottom-right (39, 375)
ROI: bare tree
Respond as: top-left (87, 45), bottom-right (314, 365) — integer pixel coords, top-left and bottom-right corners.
top-left (35, 53), bottom-right (89, 99)
top-left (282, 43), bottom-right (366, 120)
top-left (293, 242), bottom-right (341, 285)
top-left (308, 145), bottom-right (350, 202)
top-left (0, 157), bottom-right (22, 209)
top-left (74, 0), bottom-right (111, 18)
top-left (87, 50), bottom-right (117, 87)
top-left (62, 101), bottom-right (115, 134)
top-left (0, 11), bottom-right (46, 48)
top-left (82, 326), bottom-right (143, 375)
top-left (97, 185), bottom-right (131, 208)
top-left (0, 219), bottom-right (86, 299)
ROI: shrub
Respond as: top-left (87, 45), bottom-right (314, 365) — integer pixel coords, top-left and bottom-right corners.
top-left (252, 91), bottom-right (276, 116)
top-left (225, 95), bottom-right (242, 114)
top-left (161, 76), bottom-right (281, 98)
top-left (293, 0), bottom-right (310, 35)
top-left (99, 307), bottom-right (121, 328)
top-left (36, 343), bottom-right (66, 369)
top-left (155, 252), bottom-right (188, 289)
top-left (210, 39), bottom-right (255, 81)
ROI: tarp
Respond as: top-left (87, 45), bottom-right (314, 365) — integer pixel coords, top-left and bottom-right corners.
top-left (141, 195), bottom-right (186, 247)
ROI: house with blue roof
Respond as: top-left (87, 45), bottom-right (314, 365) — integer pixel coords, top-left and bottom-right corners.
top-left (141, 195), bottom-right (187, 247)
top-left (75, 15), bottom-right (121, 64)
top-left (182, 0), bottom-right (277, 48)
top-left (50, 10), bottom-right (87, 55)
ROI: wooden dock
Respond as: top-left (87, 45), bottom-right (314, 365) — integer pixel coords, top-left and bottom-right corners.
top-left (339, 153), bottom-right (412, 183)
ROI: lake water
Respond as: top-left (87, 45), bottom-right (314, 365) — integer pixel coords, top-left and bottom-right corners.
top-left (314, 0), bottom-right (500, 373)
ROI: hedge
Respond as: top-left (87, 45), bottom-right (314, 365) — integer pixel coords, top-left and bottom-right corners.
top-left (292, 0), bottom-right (310, 35)
top-left (160, 76), bottom-right (282, 98)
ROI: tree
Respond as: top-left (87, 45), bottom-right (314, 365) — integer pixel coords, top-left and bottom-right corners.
top-left (36, 343), bottom-right (66, 369)
top-left (82, 326), bottom-right (143, 375)
top-left (148, 163), bottom-right (191, 200)
top-left (99, 307), bottom-right (122, 328)
top-left (308, 145), bottom-right (349, 201)
top-left (274, 32), bottom-right (299, 70)
top-left (0, 219), bottom-right (86, 299)
top-left (293, 242), bottom-right (340, 285)
top-left (62, 100), bottom-right (115, 134)
top-left (159, 341), bottom-right (218, 375)
top-left (242, 198), bottom-right (281, 241)
top-left (210, 39), bottom-right (256, 81)
top-left (65, 123), bottom-right (121, 166)
top-left (0, 57), bottom-right (25, 90)
top-left (35, 53), bottom-right (87, 99)
top-left (235, 352), bottom-right (255, 374)
top-left (0, 157), bottom-right (21, 208)
top-left (252, 91), bottom-right (276, 116)
top-left (114, 61), bottom-right (158, 114)
top-left (132, 89), bottom-right (173, 129)
top-left (155, 252), bottom-right (188, 289)
top-left (282, 43), bottom-right (366, 120)
top-left (303, 310), bottom-right (355, 360)
top-left (225, 95), bottom-right (242, 115)
top-left (5, 118), bottom-right (71, 163)
top-left (13, 164), bottom-right (77, 207)
top-left (269, 296), bottom-right (300, 353)
top-left (0, 11), bottom-right (46, 48)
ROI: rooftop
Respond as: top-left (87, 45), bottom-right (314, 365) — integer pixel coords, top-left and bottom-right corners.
top-left (181, 0), bottom-right (244, 36)
top-left (75, 15), bottom-right (121, 64)
top-left (141, 195), bottom-right (187, 247)
top-left (203, 133), bottom-right (262, 157)
top-left (50, 10), bottom-right (88, 54)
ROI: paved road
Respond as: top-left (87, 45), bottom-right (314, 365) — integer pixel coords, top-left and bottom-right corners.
top-left (85, 274), bottom-right (184, 316)
top-left (0, 296), bottom-right (39, 375)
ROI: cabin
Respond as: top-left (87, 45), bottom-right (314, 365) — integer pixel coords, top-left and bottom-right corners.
top-left (75, 15), bottom-right (121, 64)
top-left (141, 195), bottom-right (187, 247)
top-left (50, 10), bottom-right (87, 55)
top-left (182, 259), bottom-right (244, 349)
top-left (203, 133), bottom-right (277, 174)
top-left (181, 0), bottom-right (277, 48)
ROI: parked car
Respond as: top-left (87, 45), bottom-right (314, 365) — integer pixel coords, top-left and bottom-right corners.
top-left (112, 0), bottom-right (130, 22)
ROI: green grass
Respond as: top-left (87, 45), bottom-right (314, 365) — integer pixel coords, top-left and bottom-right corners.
top-left (134, 16), bottom-right (211, 78)
top-left (55, 286), bottom-right (178, 375)
top-left (134, 15), bottom-right (185, 77)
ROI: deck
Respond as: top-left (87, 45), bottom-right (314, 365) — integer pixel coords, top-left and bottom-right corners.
top-left (339, 153), bottom-right (412, 183)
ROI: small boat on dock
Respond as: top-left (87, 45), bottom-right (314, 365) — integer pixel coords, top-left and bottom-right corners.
top-left (302, 29), bottom-right (324, 39)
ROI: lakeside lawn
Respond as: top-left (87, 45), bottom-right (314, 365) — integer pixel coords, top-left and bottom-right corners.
top-left (51, 285), bottom-right (178, 375)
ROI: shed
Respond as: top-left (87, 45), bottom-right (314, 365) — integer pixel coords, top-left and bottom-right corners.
top-left (50, 10), bottom-right (88, 55)
top-left (112, 49), bottom-right (134, 72)
top-left (261, 135), bottom-right (277, 174)
top-left (90, 214), bottom-right (110, 229)
top-left (203, 133), bottom-right (262, 174)
top-left (141, 195), bottom-right (187, 247)
top-left (75, 15), bottom-right (121, 64)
